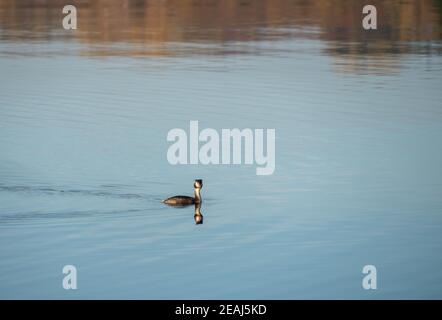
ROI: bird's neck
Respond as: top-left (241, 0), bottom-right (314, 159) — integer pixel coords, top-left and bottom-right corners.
top-left (194, 188), bottom-right (202, 203)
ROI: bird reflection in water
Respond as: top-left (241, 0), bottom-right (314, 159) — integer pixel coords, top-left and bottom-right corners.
top-left (194, 202), bottom-right (203, 225)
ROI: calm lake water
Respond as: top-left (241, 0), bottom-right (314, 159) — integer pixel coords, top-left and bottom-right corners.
top-left (1, 0), bottom-right (442, 299)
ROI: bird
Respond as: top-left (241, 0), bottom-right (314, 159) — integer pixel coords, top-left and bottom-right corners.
top-left (162, 179), bottom-right (203, 206)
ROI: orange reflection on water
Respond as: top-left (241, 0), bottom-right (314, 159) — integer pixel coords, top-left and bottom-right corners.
top-left (0, 0), bottom-right (441, 72)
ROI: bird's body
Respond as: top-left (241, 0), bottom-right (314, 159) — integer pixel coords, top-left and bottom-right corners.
top-left (162, 195), bottom-right (196, 206)
top-left (162, 179), bottom-right (203, 206)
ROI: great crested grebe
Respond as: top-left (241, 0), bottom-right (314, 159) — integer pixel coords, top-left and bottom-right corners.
top-left (162, 179), bottom-right (203, 206)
